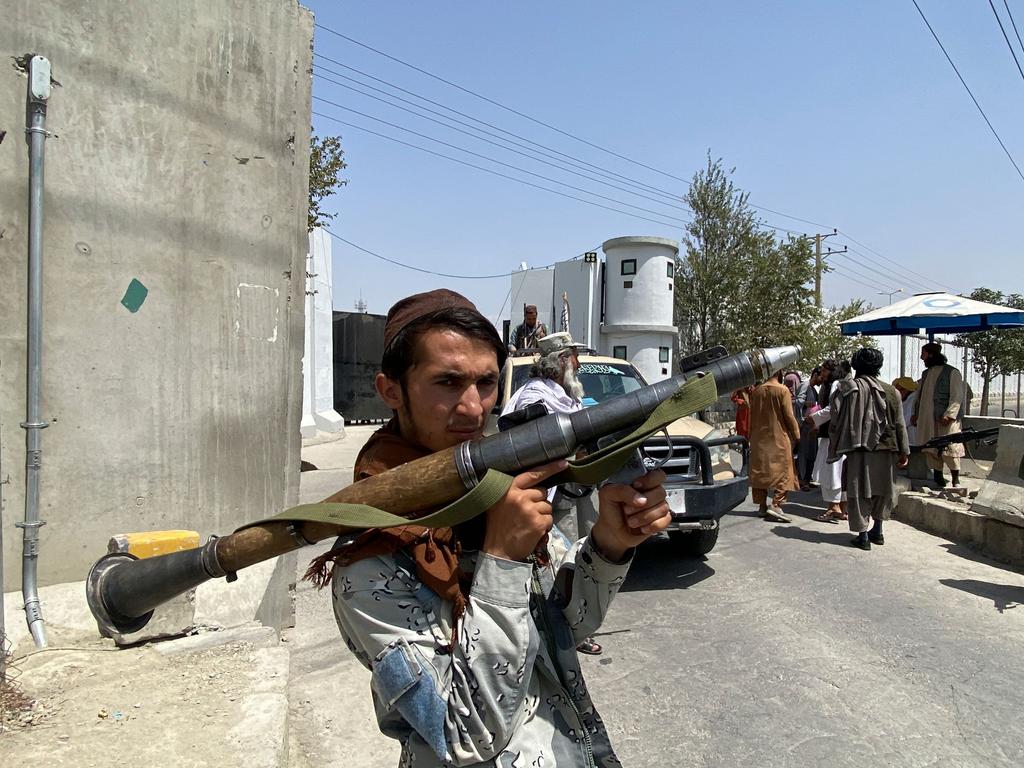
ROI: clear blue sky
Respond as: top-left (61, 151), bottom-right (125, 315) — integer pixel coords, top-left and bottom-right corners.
top-left (306, 1), bottom-right (1024, 324)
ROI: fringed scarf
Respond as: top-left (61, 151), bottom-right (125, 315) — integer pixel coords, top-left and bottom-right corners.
top-left (304, 419), bottom-right (548, 635)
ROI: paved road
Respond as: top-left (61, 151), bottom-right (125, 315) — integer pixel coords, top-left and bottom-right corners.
top-left (286, 446), bottom-right (1024, 767)
top-left (588, 491), bottom-right (1024, 767)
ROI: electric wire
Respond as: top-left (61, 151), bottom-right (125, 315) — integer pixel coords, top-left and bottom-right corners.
top-left (313, 68), bottom-right (695, 215)
top-left (312, 110), bottom-right (689, 231)
top-left (312, 24), bottom-right (825, 233)
top-left (827, 242), bottom-right (941, 292)
top-left (313, 54), bottom-right (688, 207)
top-left (825, 250), bottom-right (904, 291)
top-left (326, 227), bottom-right (564, 280)
top-left (313, 97), bottom-right (692, 226)
top-left (312, 63), bottom-right (809, 237)
top-left (910, 0), bottom-right (1024, 183)
top-left (829, 265), bottom-right (887, 293)
top-left (1005, 0), bottom-right (1024, 59)
top-left (313, 21), bottom-right (947, 291)
top-left (989, 0), bottom-right (1024, 84)
top-left (834, 231), bottom-right (956, 291)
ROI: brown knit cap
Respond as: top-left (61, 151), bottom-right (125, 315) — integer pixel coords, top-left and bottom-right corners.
top-left (383, 289), bottom-right (479, 352)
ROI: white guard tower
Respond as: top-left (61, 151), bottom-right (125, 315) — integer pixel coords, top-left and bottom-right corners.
top-left (601, 236), bottom-right (679, 383)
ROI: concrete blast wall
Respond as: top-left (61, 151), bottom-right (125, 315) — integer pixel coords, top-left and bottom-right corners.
top-left (0, 1), bottom-right (314, 591)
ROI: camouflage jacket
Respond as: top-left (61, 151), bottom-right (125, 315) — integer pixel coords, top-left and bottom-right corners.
top-left (331, 532), bottom-right (629, 767)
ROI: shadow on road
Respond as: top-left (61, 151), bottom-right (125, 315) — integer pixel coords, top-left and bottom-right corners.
top-left (768, 524), bottom-right (853, 548)
top-left (938, 542), bottom-right (1024, 576)
top-left (619, 537), bottom-right (715, 593)
top-left (939, 578), bottom-right (1024, 613)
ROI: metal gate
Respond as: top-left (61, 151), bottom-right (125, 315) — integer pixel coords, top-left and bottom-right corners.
top-left (332, 311), bottom-right (391, 422)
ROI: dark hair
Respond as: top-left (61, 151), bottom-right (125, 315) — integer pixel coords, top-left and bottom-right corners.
top-left (817, 358), bottom-right (851, 407)
top-left (381, 306), bottom-right (507, 387)
top-left (851, 347), bottom-right (884, 377)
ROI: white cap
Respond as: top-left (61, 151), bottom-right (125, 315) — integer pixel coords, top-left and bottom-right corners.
top-left (537, 332), bottom-right (582, 355)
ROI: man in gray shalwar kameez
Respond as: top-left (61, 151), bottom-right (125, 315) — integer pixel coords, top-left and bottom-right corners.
top-left (829, 347), bottom-right (910, 550)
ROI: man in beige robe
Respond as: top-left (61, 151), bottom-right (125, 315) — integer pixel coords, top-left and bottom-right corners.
top-left (749, 371), bottom-right (802, 523)
top-left (912, 342), bottom-right (965, 488)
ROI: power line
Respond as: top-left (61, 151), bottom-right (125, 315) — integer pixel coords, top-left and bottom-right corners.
top-left (312, 110), bottom-right (687, 231)
top-left (829, 265), bottom-right (887, 294)
top-left (312, 23), bottom-right (824, 233)
top-left (313, 68), bottom-right (695, 215)
top-left (989, 0), bottom-right (1024, 84)
top-left (313, 54), bottom-right (687, 207)
top-left (828, 241), bottom-right (941, 291)
top-left (910, 0), bottom-right (1024, 183)
top-left (312, 21), bottom-right (941, 284)
top-left (312, 97), bottom-right (691, 225)
top-left (825, 250), bottom-right (903, 291)
top-left (312, 62), bottom-right (811, 238)
top-left (1006, 0), bottom-right (1024, 60)
top-left (326, 228), bottom-right (565, 280)
top-left (835, 231), bottom-right (955, 291)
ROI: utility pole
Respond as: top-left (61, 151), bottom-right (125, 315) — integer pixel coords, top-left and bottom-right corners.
top-left (813, 229), bottom-right (839, 308)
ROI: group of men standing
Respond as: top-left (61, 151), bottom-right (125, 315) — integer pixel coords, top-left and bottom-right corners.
top-left (744, 341), bottom-right (968, 549)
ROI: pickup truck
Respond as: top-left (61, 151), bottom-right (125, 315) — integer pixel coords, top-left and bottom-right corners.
top-left (489, 349), bottom-right (749, 556)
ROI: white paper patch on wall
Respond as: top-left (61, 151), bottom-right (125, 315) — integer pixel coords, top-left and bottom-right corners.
top-left (235, 282), bottom-right (280, 342)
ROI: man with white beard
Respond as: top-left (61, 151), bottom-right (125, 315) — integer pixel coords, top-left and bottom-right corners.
top-left (501, 332), bottom-right (603, 655)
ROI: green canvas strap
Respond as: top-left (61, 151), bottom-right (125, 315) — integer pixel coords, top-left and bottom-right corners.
top-left (241, 373), bottom-right (718, 534)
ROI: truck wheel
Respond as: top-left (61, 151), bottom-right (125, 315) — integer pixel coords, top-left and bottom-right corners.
top-left (669, 527), bottom-right (719, 556)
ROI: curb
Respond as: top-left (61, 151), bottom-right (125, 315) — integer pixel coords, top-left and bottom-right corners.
top-left (895, 491), bottom-right (1024, 566)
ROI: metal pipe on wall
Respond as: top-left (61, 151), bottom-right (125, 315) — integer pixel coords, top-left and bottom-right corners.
top-left (2, 422), bottom-right (8, 679)
top-left (19, 55), bottom-right (52, 649)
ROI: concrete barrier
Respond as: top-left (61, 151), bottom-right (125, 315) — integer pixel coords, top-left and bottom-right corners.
top-left (896, 491), bottom-right (1024, 565)
top-left (971, 425), bottom-right (1024, 528)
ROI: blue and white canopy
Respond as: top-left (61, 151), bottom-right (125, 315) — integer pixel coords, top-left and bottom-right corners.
top-left (840, 292), bottom-right (1024, 336)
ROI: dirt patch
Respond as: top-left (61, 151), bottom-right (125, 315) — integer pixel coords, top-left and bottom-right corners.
top-left (0, 635), bottom-right (265, 767)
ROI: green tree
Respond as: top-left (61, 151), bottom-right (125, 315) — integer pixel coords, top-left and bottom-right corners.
top-left (953, 288), bottom-right (1024, 415)
top-left (725, 233), bottom-right (816, 351)
top-left (797, 299), bottom-right (877, 368)
top-left (674, 154), bottom-right (818, 362)
top-left (308, 133), bottom-right (347, 231)
top-left (674, 154), bottom-right (761, 353)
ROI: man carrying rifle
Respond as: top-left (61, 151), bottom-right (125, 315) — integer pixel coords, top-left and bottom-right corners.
top-left (312, 289), bottom-right (670, 767)
top-left (912, 342), bottom-right (965, 488)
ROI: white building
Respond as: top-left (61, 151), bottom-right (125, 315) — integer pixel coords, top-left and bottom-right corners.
top-left (506, 235), bottom-right (679, 385)
top-left (600, 236), bottom-right (679, 383)
top-left (301, 228), bottom-right (345, 437)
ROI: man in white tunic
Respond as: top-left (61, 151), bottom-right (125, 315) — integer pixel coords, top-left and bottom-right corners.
top-left (501, 332), bottom-right (603, 655)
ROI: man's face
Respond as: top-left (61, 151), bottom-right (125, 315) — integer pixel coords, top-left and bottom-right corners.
top-left (524, 308), bottom-right (537, 327)
top-left (375, 329), bottom-right (499, 452)
top-left (921, 348), bottom-right (935, 366)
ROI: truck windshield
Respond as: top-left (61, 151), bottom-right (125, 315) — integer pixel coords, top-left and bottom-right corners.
top-left (508, 360), bottom-right (647, 406)
top-left (576, 362), bottom-right (646, 403)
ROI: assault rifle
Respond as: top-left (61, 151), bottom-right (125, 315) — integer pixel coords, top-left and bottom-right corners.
top-left (86, 345), bottom-right (800, 636)
top-left (911, 426), bottom-right (1001, 453)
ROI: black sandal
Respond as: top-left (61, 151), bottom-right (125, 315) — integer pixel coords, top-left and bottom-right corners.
top-left (577, 638), bottom-right (602, 655)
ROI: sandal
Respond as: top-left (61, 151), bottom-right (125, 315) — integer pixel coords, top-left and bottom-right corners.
top-left (577, 638), bottom-right (602, 655)
top-left (816, 508), bottom-right (847, 524)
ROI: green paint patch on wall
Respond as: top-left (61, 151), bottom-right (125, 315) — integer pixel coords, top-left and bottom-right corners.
top-left (121, 278), bottom-right (148, 313)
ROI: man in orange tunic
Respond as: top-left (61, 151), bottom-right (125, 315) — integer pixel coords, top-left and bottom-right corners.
top-left (748, 370), bottom-right (802, 523)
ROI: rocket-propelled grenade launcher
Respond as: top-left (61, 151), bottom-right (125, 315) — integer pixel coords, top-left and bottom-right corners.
top-left (87, 345), bottom-right (801, 636)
